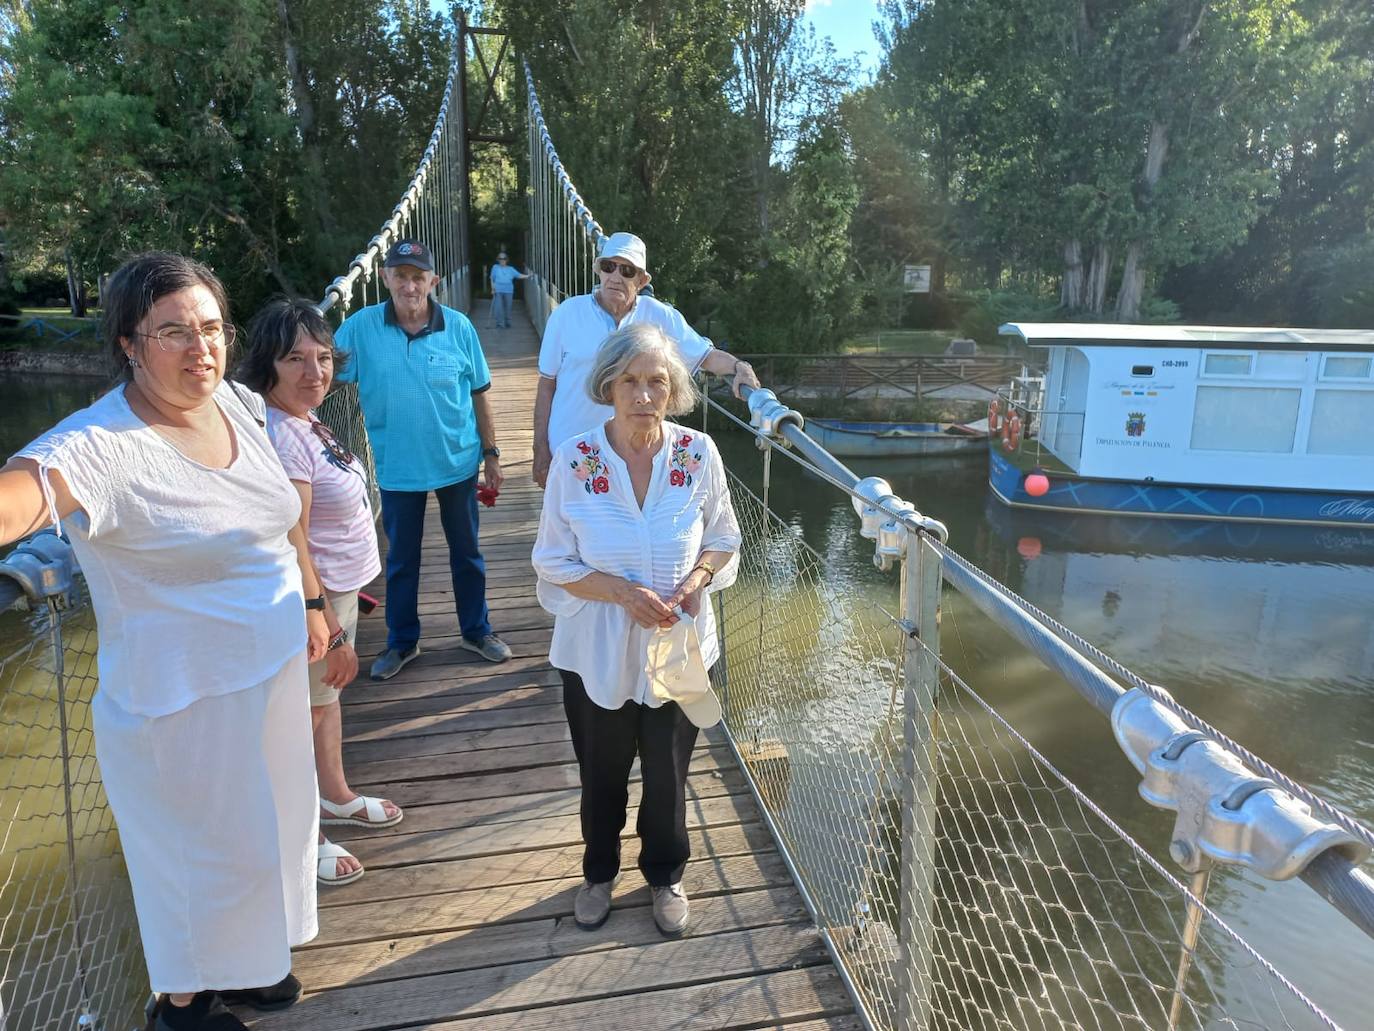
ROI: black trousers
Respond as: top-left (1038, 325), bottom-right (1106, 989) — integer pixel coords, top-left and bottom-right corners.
top-left (559, 669), bottom-right (700, 886)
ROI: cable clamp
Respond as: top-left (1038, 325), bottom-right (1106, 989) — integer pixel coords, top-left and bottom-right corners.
top-left (1111, 688), bottom-right (1370, 878)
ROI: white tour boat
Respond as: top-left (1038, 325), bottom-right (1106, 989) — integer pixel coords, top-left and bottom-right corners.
top-left (989, 323), bottom-right (1374, 526)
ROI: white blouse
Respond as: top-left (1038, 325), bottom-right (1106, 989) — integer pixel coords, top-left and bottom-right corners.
top-left (17, 380), bottom-right (305, 718)
top-left (532, 421), bottom-right (741, 711)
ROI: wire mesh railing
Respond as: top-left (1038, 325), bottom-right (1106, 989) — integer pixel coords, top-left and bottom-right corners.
top-left (706, 387), bottom-right (1373, 1030)
top-left (0, 18), bottom-right (472, 1031)
top-left (521, 60), bottom-right (605, 338)
top-left (0, 542), bottom-right (147, 1031)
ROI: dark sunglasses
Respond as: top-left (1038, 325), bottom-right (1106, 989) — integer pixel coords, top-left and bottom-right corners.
top-left (312, 419), bottom-right (356, 467)
top-left (598, 259), bottom-right (639, 278)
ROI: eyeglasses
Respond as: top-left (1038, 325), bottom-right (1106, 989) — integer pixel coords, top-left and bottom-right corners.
top-left (311, 419), bottom-right (357, 468)
top-left (598, 260), bottom-right (639, 279)
top-left (138, 323), bottom-right (237, 353)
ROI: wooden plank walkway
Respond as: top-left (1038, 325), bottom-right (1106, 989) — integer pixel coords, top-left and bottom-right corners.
top-left (250, 299), bottom-right (859, 1031)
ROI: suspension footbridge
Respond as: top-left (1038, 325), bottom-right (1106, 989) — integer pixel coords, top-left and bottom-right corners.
top-left (3, 18), bottom-right (1374, 1031)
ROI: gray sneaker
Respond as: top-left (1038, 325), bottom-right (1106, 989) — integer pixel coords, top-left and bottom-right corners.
top-left (458, 632), bottom-right (512, 663)
top-left (574, 878), bottom-right (615, 930)
top-left (652, 883), bottom-right (689, 937)
top-left (369, 645), bottom-right (419, 681)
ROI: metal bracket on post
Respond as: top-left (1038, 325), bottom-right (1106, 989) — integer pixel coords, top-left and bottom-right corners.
top-left (1112, 688), bottom-right (1370, 877)
top-left (851, 477), bottom-right (950, 572)
top-left (0, 530), bottom-right (75, 611)
top-left (746, 388), bottom-right (803, 451)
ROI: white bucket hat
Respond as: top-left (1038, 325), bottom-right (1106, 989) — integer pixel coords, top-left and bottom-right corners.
top-left (644, 610), bottom-right (721, 729)
top-left (597, 232), bottom-right (650, 279)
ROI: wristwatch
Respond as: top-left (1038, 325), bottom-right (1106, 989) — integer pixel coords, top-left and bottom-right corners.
top-left (482, 446), bottom-right (501, 459)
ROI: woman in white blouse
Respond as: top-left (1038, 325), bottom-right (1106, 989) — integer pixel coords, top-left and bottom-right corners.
top-left (532, 322), bottom-right (741, 938)
top-left (0, 253), bottom-right (322, 1030)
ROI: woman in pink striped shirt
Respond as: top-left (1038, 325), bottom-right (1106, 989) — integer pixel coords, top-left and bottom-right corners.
top-left (239, 298), bottom-right (403, 887)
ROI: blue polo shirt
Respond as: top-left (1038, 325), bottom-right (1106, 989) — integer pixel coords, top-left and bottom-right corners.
top-left (335, 300), bottom-right (491, 492)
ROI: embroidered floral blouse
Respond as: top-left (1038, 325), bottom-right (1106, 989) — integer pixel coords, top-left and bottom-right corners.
top-left (532, 421), bottom-right (742, 711)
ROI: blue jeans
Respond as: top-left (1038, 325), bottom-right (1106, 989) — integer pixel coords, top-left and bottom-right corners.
top-left (492, 291), bottom-right (513, 327)
top-left (379, 476), bottom-right (491, 651)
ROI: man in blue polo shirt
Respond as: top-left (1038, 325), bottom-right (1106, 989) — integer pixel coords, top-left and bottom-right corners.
top-left (336, 239), bottom-right (511, 679)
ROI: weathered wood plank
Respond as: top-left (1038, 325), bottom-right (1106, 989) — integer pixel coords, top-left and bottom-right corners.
top-left (423, 968), bottom-right (858, 1031)
top-left (341, 746), bottom-right (737, 811)
top-left (306, 859), bottom-right (799, 955)
top-left (337, 791), bottom-right (761, 870)
top-left (249, 924), bottom-right (829, 1031)
top-left (328, 769), bottom-right (747, 842)
top-left (318, 821), bottom-right (779, 909)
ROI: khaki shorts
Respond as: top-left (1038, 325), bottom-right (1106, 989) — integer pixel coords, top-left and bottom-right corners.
top-left (309, 588), bottom-right (359, 707)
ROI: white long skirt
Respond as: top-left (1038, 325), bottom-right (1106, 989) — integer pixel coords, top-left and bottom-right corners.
top-left (93, 652), bottom-right (319, 993)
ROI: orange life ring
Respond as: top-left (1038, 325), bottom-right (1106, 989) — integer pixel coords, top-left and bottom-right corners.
top-left (1002, 412), bottom-right (1023, 452)
top-left (987, 399), bottom-right (1002, 432)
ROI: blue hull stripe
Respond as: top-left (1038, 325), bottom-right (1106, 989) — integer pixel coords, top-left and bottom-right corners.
top-left (989, 451), bottom-right (1374, 527)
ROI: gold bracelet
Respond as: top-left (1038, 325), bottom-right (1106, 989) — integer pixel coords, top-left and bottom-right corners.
top-left (692, 559), bottom-right (716, 586)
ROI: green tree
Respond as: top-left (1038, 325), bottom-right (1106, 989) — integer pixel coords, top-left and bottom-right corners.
top-left (495, 0), bottom-right (750, 313)
top-left (0, 0), bottom-right (452, 315)
top-left (877, 0), bottom-right (1312, 320)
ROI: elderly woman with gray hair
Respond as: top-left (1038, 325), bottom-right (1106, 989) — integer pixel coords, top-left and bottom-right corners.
top-left (531, 322), bottom-right (741, 937)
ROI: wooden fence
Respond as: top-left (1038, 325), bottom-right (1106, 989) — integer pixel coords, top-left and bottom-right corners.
top-left (734, 353), bottom-right (1025, 402)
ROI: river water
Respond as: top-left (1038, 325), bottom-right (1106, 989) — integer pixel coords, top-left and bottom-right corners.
top-left (2, 374), bottom-right (1371, 1028)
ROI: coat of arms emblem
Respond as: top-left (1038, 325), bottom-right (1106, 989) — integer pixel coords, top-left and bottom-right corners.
top-left (1126, 412), bottom-right (1146, 437)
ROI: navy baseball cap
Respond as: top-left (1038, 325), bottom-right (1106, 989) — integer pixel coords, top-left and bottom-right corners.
top-left (384, 239), bottom-right (434, 271)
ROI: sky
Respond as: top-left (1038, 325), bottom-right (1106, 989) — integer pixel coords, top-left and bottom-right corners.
top-left (804, 0), bottom-right (883, 78)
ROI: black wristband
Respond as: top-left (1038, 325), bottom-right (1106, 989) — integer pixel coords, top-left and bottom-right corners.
top-left (305, 593), bottom-right (326, 611)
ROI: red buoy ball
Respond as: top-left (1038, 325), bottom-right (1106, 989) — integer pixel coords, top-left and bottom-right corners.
top-left (1024, 471), bottom-right (1050, 497)
top-left (1017, 536), bottom-right (1043, 560)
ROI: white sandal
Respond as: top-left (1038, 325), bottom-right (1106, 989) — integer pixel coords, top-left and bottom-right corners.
top-left (320, 794), bottom-right (404, 828)
top-left (318, 839), bottom-right (364, 886)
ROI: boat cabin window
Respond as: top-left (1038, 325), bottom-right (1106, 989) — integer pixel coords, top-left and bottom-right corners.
top-left (1130, 364), bottom-right (1154, 377)
top-left (1190, 386), bottom-right (1301, 453)
top-left (1202, 353), bottom-right (1252, 376)
top-left (1309, 390), bottom-right (1374, 456)
top-left (1322, 356), bottom-right (1372, 379)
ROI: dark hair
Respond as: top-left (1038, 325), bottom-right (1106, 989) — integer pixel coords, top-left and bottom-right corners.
top-left (103, 252), bottom-right (230, 381)
top-left (236, 296), bottom-right (344, 393)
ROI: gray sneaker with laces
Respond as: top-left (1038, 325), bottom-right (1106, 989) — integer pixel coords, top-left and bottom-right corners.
top-left (574, 878), bottom-right (615, 929)
top-left (458, 632), bottom-right (512, 663)
top-left (651, 882), bottom-right (689, 937)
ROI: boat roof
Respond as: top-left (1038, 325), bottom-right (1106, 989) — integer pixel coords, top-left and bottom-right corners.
top-left (1000, 322), bottom-right (1374, 352)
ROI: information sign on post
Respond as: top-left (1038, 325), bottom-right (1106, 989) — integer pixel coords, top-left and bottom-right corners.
top-left (903, 264), bottom-right (932, 293)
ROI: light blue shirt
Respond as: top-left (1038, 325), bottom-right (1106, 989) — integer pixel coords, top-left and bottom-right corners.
top-left (490, 264), bottom-right (522, 294)
top-left (335, 300), bottom-right (492, 492)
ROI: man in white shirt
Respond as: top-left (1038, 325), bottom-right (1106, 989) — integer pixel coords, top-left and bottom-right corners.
top-left (531, 232), bottom-right (761, 486)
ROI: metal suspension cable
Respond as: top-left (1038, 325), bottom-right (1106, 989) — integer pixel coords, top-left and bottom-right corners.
top-left (523, 60), bottom-right (606, 293)
top-left (316, 25), bottom-right (466, 317)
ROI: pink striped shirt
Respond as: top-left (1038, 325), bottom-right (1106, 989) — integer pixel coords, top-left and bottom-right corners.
top-left (267, 407), bottom-right (381, 593)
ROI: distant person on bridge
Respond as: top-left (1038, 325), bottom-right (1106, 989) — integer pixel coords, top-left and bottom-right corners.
top-left (487, 250), bottom-right (528, 329)
top-left (0, 253), bottom-right (321, 1029)
top-left (532, 323), bottom-right (741, 938)
top-left (531, 231), bottom-right (760, 486)
top-left (238, 298), bottom-right (405, 889)
top-left (334, 238), bottom-right (511, 680)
